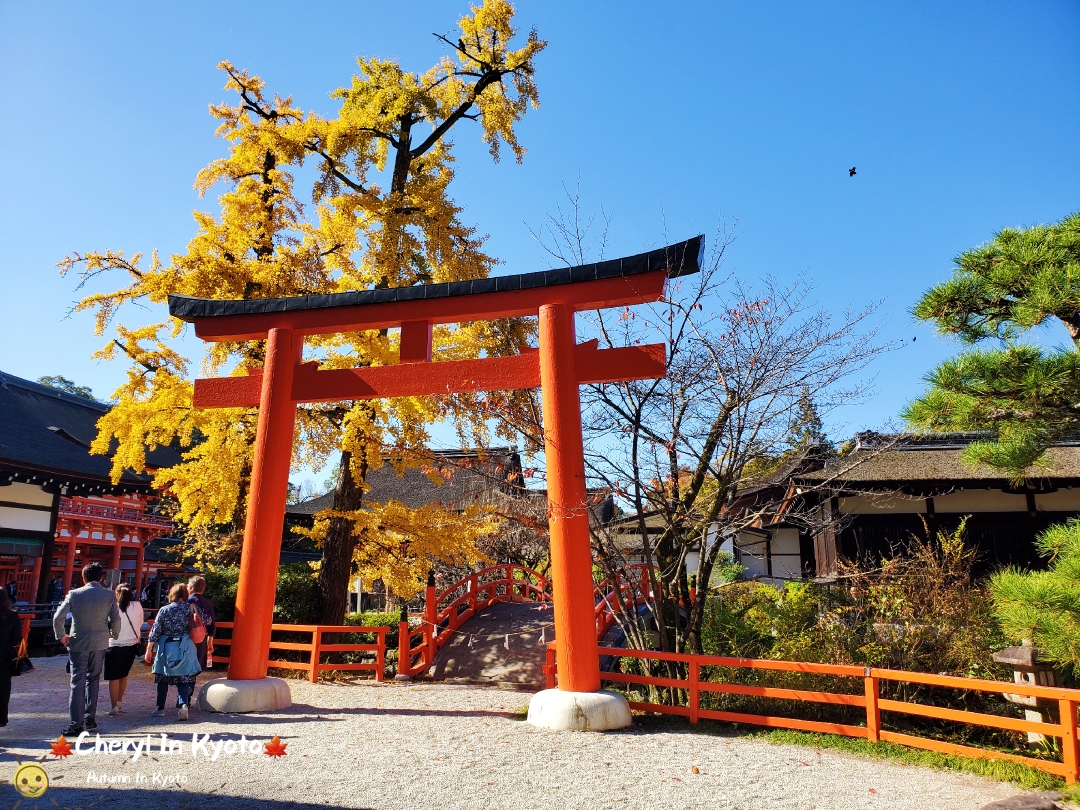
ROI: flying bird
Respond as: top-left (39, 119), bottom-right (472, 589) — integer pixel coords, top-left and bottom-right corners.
top-left (849, 167), bottom-right (857, 177)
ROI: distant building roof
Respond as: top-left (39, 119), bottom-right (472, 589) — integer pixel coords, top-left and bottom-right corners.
top-left (287, 448), bottom-right (525, 516)
top-left (800, 432), bottom-right (1080, 484)
top-left (0, 370), bottom-right (181, 493)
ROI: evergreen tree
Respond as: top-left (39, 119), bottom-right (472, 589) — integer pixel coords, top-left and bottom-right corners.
top-left (903, 211), bottom-right (1080, 479)
top-left (37, 375), bottom-right (97, 401)
top-left (990, 519), bottom-right (1080, 675)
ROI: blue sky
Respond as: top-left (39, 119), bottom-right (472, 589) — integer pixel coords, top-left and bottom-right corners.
top-left (1, 1), bottom-right (1078, 466)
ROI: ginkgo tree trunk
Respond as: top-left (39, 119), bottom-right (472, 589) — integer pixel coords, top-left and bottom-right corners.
top-left (59, 0), bottom-right (545, 623)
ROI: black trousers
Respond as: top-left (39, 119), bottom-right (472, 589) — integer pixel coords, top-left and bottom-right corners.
top-left (0, 670), bottom-right (11, 725)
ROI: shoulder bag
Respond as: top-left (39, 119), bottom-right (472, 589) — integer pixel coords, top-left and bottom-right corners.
top-left (11, 638), bottom-right (33, 676)
top-left (189, 605), bottom-right (207, 645)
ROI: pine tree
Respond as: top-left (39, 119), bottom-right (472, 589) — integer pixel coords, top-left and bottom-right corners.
top-left (990, 519), bottom-right (1080, 674)
top-left (903, 211), bottom-right (1080, 479)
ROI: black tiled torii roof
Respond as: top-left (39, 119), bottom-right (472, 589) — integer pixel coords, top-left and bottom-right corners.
top-left (0, 371), bottom-right (182, 492)
top-left (168, 236), bottom-right (704, 321)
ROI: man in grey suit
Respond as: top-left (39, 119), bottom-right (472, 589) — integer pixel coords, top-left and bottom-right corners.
top-left (53, 563), bottom-right (120, 735)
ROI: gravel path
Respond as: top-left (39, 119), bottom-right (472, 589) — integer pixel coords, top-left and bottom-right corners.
top-left (0, 656), bottom-right (1025, 809)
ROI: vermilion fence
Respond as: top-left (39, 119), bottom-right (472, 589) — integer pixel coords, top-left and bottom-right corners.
top-left (213, 621), bottom-right (387, 683)
top-left (544, 643), bottom-right (1080, 784)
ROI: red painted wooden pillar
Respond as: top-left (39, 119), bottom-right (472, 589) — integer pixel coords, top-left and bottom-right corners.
top-left (134, 538), bottom-right (146, 593)
top-left (538, 303), bottom-right (601, 694)
top-left (228, 327), bottom-right (301, 681)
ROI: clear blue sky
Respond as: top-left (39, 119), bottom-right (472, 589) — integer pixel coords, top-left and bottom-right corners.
top-left (1, 1), bottom-right (1078, 454)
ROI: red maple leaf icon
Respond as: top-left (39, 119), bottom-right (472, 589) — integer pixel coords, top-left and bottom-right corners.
top-left (51, 735), bottom-right (74, 758)
top-left (263, 735), bottom-right (287, 757)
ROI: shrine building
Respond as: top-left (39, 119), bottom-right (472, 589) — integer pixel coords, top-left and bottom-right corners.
top-left (0, 371), bottom-right (179, 603)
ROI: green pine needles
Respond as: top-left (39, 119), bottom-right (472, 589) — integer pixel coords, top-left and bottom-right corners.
top-left (904, 210), bottom-right (1080, 479)
top-left (990, 519), bottom-right (1080, 676)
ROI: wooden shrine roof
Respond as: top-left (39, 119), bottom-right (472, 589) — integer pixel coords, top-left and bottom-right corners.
top-left (0, 370), bottom-right (181, 493)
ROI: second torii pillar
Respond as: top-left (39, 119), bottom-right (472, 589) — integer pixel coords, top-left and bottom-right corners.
top-left (526, 303), bottom-right (631, 730)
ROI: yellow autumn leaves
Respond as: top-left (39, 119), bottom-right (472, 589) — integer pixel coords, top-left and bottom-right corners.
top-left (58, 0), bottom-right (545, 592)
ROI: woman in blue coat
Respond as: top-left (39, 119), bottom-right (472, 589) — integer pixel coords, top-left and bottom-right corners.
top-left (146, 583), bottom-right (206, 721)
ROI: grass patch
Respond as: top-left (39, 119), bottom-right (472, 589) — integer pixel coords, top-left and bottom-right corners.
top-left (632, 714), bottom-right (1074, 797)
top-left (754, 729), bottom-right (1067, 794)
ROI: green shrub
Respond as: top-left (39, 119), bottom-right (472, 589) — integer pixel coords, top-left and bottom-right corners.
top-left (344, 611), bottom-right (400, 649)
top-left (198, 562), bottom-right (318, 626)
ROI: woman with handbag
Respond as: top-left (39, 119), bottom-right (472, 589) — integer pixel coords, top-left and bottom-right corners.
top-left (104, 584), bottom-right (144, 716)
top-left (145, 583), bottom-right (207, 721)
top-left (0, 589), bottom-right (24, 726)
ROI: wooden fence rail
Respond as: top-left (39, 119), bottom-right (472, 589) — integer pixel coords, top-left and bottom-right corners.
top-left (543, 643), bottom-right (1080, 784)
top-left (212, 621), bottom-right (387, 683)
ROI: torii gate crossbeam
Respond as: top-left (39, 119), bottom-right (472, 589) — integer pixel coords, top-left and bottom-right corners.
top-left (169, 236), bottom-right (702, 728)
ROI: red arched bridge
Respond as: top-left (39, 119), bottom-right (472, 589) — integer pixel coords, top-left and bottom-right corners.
top-left (399, 563), bottom-right (654, 685)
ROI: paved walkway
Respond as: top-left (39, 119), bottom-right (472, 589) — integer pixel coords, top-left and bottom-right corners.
top-left (0, 656), bottom-right (1026, 809)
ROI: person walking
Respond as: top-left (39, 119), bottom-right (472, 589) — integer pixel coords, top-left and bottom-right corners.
top-left (187, 576), bottom-right (216, 671)
top-left (52, 563), bottom-right (120, 736)
top-left (146, 583), bottom-right (205, 721)
top-left (49, 576), bottom-right (64, 603)
top-left (0, 589), bottom-right (23, 727)
top-left (104, 584), bottom-right (144, 716)
top-left (4, 579), bottom-right (17, 603)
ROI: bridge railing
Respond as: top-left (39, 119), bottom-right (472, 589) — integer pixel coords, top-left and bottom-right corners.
top-left (543, 643), bottom-right (1080, 784)
top-left (212, 621), bottom-right (387, 683)
top-left (397, 563), bottom-right (552, 679)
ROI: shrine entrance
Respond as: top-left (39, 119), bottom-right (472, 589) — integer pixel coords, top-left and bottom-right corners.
top-left (169, 236), bottom-right (701, 729)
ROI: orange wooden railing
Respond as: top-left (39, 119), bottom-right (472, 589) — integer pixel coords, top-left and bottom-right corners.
top-left (543, 643), bottom-right (1080, 784)
top-left (398, 563), bottom-right (552, 678)
top-left (212, 621), bottom-right (387, 683)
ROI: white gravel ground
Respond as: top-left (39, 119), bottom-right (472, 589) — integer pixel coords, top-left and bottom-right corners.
top-left (0, 656), bottom-right (1029, 809)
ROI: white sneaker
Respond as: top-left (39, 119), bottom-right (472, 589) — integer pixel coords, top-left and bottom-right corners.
top-left (107, 706), bottom-right (119, 717)
top-left (115, 703), bottom-right (124, 714)
top-left (151, 708), bottom-right (164, 717)
top-left (177, 705), bottom-right (189, 721)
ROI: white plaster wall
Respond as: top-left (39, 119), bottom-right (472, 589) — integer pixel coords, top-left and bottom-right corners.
top-left (839, 495), bottom-right (927, 514)
top-left (933, 490), bottom-right (1027, 513)
top-left (737, 532), bottom-right (769, 578)
top-left (0, 505), bottom-right (49, 531)
top-left (770, 527), bottom-right (803, 580)
top-left (1035, 490), bottom-right (1080, 512)
top-left (1, 481), bottom-right (53, 507)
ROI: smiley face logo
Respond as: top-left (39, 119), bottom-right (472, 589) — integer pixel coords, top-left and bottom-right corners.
top-left (13, 762), bottom-right (49, 799)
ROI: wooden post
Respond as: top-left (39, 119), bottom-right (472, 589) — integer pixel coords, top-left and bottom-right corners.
top-left (228, 327), bottom-right (301, 681)
top-left (134, 539), bottom-right (146, 594)
top-left (35, 491), bottom-right (61, 603)
top-left (538, 303), bottom-right (601, 694)
top-left (309, 627), bottom-right (321, 684)
top-left (1061, 698), bottom-right (1079, 785)
top-left (425, 570), bottom-right (437, 665)
top-left (62, 534), bottom-right (76, 593)
top-left (398, 615), bottom-right (411, 678)
top-left (375, 630), bottom-right (386, 683)
top-left (689, 660), bottom-right (700, 725)
top-left (864, 670), bottom-right (881, 743)
top-left (110, 530), bottom-right (122, 570)
top-left (469, 574), bottom-right (477, 614)
top-left (28, 556), bottom-right (42, 602)
top-left (544, 642), bottom-right (557, 690)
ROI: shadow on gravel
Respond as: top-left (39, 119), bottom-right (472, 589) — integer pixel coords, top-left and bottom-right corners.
top-left (330, 706), bottom-right (519, 719)
top-left (0, 785), bottom-right (375, 810)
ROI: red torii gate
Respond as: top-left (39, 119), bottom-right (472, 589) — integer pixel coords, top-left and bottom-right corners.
top-left (170, 236), bottom-right (702, 727)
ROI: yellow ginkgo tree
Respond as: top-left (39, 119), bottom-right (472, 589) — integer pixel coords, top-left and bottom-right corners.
top-left (60, 0), bottom-right (545, 617)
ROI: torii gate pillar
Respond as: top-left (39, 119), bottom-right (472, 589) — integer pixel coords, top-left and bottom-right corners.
top-left (526, 304), bottom-right (632, 729)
